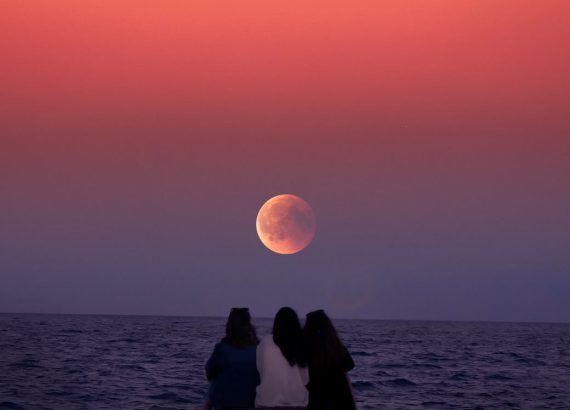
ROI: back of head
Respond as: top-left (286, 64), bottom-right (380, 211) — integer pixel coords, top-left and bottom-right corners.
top-left (303, 309), bottom-right (344, 369)
top-left (224, 308), bottom-right (259, 348)
top-left (272, 307), bottom-right (306, 367)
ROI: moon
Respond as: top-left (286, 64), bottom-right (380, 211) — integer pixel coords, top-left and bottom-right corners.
top-left (256, 194), bottom-right (316, 254)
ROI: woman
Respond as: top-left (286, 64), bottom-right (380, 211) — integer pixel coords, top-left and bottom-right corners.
top-left (303, 310), bottom-right (356, 410)
top-left (256, 307), bottom-right (309, 409)
top-left (205, 307), bottom-right (260, 410)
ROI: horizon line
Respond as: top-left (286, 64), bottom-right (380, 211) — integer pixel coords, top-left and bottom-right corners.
top-left (1, 311), bottom-right (568, 325)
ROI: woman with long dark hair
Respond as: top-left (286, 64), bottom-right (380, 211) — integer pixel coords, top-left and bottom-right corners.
top-left (303, 310), bottom-right (356, 410)
top-left (255, 307), bottom-right (309, 408)
top-left (205, 307), bottom-right (260, 409)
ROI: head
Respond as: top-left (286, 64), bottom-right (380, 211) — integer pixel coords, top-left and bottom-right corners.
top-left (303, 309), bottom-right (344, 369)
top-left (224, 307), bottom-right (258, 348)
top-left (272, 307), bottom-right (306, 367)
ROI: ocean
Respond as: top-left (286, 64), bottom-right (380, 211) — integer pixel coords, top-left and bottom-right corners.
top-left (1, 314), bottom-right (569, 409)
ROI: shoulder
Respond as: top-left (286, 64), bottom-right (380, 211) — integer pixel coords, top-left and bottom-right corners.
top-left (256, 334), bottom-right (271, 351)
top-left (259, 334), bottom-right (274, 345)
top-left (258, 335), bottom-right (280, 355)
top-left (259, 334), bottom-right (280, 349)
top-left (212, 341), bottom-right (230, 353)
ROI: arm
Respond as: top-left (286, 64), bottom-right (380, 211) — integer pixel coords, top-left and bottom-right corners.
top-left (256, 337), bottom-right (263, 376)
top-left (300, 365), bottom-right (309, 386)
top-left (256, 334), bottom-right (273, 380)
top-left (342, 345), bottom-right (355, 372)
top-left (205, 343), bottom-right (223, 381)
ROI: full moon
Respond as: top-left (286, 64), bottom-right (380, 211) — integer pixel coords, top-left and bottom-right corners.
top-left (256, 194), bottom-right (316, 254)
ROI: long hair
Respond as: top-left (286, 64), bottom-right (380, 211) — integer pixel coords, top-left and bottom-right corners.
top-left (303, 309), bottom-right (345, 369)
top-left (223, 307), bottom-right (259, 348)
top-left (272, 307), bottom-right (307, 367)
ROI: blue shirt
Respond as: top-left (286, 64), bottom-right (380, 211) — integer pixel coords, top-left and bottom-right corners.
top-left (206, 341), bottom-right (259, 408)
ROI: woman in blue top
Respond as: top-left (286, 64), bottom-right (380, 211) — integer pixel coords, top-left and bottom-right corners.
top-left (205, 308), bottom-right (260, 410)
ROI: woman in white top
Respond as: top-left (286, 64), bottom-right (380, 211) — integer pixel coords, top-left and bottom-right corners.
top-left (255, 307), bottom-right (309, 409)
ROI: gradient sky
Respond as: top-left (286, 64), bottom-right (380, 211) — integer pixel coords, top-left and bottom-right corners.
top-left (1, 1), bottom-right (569, 322)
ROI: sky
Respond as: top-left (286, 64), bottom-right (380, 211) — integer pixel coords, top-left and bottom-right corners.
top-left (1, 1), bottom-right (569, 322)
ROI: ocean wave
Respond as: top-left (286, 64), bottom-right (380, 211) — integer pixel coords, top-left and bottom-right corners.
top-left (7, 360), bottom-right (42, 369)
top-left (421, 401), bottom-right (447, 407)
top-left (352, 380), bottom-right (375, 391)
top-left (386, 378), bottom-right (417, 387)
top-left (351, 351), bottom-right (375, 357)
top-left (2, 314), bottom-right (570, 409)
top-left (485, 373), bottom-right (513, 381)
top-left (0, 402), bottom-right (25, 410)
top-left (148, 392), bottom-right (191, 403)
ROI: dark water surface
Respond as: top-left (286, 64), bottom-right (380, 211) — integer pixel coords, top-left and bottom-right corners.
top-left (1, 314), bottom-right (569, 409)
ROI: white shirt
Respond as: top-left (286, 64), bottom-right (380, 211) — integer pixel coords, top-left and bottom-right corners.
top-left (255, 334), bottom-right (309, 407)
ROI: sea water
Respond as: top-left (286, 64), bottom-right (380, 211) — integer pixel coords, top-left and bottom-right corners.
top-left (1, 314), bottom-right (569, 409)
